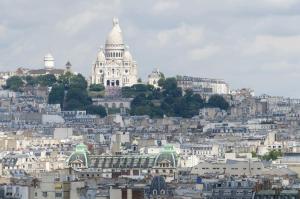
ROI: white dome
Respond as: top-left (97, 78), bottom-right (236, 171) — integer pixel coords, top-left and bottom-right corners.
top-left (105, 18), bottom-right (124, 45)
top-left (44, 53), bottom-right (54, 61)
top-left (97, 49), bottom-right (106, 62)
top-left (123, 47), bottom-right (132, 62)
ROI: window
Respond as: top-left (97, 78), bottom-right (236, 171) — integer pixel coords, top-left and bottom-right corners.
top-left (42, 192), bottom-right (48, 197)
top-left (153, 190), bottom-right (157, 195)
top-left (55, 192), bottom-right (62, 197)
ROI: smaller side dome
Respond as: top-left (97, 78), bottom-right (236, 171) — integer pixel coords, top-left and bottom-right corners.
top-left (123, 46), bottom-right (132, 62)
top-left (97, 48), bottom-right (106, 62)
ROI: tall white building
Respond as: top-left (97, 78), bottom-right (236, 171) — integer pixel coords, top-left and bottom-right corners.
top-left (44, 53), bottom-right (55, 69)
top-left (91, 18), bottom-right (138, 87)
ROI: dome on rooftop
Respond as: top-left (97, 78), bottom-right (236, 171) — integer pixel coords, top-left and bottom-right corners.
top-left (66, 144), bottom-right (89, 169)
top-left (154, 145), bottom-right (178, 167)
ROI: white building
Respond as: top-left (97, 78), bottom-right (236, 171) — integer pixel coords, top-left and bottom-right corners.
top-left (148, 68), bottom-right (163, 88)
top-left (177, 75), bottom-right (229, 95)
top-left (91, 18), bottom-right (138, 87)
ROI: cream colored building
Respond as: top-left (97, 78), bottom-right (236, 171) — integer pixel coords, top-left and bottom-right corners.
top-left (91, 18), bottom-right (138, 87)
top-left (148, 68), bottom-right (163, 88)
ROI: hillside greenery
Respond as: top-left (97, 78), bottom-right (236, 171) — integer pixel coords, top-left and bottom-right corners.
top-left (127, 77), bottom-right (229, 118)
top-left (3, 73), bottom-right (106, 117)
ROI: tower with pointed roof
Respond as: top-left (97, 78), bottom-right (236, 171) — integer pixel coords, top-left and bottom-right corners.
top-left (91, 17), bottom-right (138, 88)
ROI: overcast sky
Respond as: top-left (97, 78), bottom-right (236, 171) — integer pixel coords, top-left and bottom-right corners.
top-left (0, 0), bottom-right (299, 97)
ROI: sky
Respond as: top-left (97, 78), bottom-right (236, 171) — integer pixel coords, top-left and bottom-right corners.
top-left (0, 0), bottom-right (299, 97)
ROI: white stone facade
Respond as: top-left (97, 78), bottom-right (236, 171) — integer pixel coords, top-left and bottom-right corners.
top-left (148, 68), bottom-right (163, 88)
top-left (91, 18), bottom-right (138, 88)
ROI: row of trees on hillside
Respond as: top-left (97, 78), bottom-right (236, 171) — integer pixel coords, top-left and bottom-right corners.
top-left (4, 74), bottom-right (57, 92)
top-left (4, 74), bottom-right (229, 119)
top-left (3, 73), bottom-right (107, 118)
top-left (129, 77), bottom-right (229, 118)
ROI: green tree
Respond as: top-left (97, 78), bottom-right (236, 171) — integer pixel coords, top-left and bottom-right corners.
top-left (48, 84), bottom-right (65, 107)
top-left (5, 76), bottom-right (24, 92)
top-left (24, 75), bottom-right (37, 86)
top-left (57, 72), bottom-right (73, 89)
top-left (129, 77), bottom-right (204, 118)
top-left (69, 74), bottom-right (87, 89)
top-left (64, 87), bottom-right (91, 110)
top-left (86, 105), bottom-right (107, 117)
top-left (36, 74), bottom-right (57, 87)
top-left (262, 150), bottom-right (282, 161)
top-left (89, 84), bottom-right (105, 92)
top-left (207, 94), bottom-right (229, 110)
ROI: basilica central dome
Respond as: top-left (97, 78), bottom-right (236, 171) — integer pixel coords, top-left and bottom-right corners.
top-left (105, 18), bottom-right (124, 46)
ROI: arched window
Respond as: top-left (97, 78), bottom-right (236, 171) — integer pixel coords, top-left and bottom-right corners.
top-left (120, 103), bottom-right (124, 108)
top-left (112, 69), bottom-right (115, 74)
top-left (106, 80), bottom-right (110, 86)
top-left (116, 80), bottom-right (119, 86)
top-left (113, 52), bottom-right (115, 57)
top-left (112, 103), bottom-right (116, 109)
top-left (160, 189), bottom-right (165, 195)
top-left (153, 190), bottom-right (157, 195)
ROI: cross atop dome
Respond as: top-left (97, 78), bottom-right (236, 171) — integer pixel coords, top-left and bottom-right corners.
top-left (113, 17), bottom-right (119, 26)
